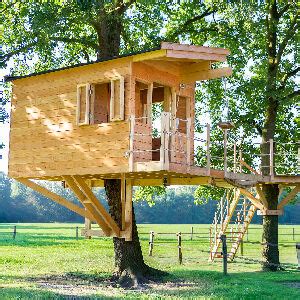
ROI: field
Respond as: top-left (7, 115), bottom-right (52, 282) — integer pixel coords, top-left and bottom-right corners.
top-left (0, 223), bottom-right (299, 299)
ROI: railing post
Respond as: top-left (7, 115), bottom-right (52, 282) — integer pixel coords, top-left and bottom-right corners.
top-left (240, 239), bottom-right (244, 256)
top-left (186, 118), bottom-right (191, 168)
top-left (129, 115), bottom-right (135, 172)
top-left (164, 112), bottom-right (170, 169)
top-left (269, 139), bottom-right (274, 177)
top-left (148, 231), bottom-right (154, 256)
top-left (177, 232), bottom-right (182, 264)
top-left (206, 123), bottom-right (211, 175)
top-left (224, 129), bottom-right (228, 174)
top-left (220, 234), bottom-right (228, 275)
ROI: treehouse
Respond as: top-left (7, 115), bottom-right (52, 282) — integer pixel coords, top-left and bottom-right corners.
top-left (6, 42), bottom-right (299, 249)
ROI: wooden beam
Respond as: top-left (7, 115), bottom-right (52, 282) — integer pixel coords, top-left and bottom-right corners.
top-left (16, 178), bottom-right (94, 221)
top-left (239, 188), bottom-right (265, 211)
top-left (180, 61), bottom-right (210, 75)
top-left (278, 185), bottom-right (300, 209)
top-left (132, 49), bottom-right (167, 62)
top-left (161, 42), bottom-right (231, 55)
top-left (255, 184), bottom-right (268, 208)
top-left (72, 175), bottom-right (120, 236)
top-left (257, 209), bottom-right (283, 216)
top-left (166, 49), bottom-right (227, 62)
top-left (180, 67), bottom-right (232, 83)
top-left (63, 176), bottom-right (112, 236)
top-left (240, 160), bottom-right (260, 175)
top-left (81, 229), bottom-right (105, 237)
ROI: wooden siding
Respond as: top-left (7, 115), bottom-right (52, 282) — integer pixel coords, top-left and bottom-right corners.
top-left (9, 59), bottom-right (131, 178)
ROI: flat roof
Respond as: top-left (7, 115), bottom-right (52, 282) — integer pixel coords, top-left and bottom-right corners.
top-left (5, 42), bottom-right (230, 82)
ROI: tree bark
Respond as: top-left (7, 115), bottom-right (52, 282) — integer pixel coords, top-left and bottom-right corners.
top-left (104, 179), bottom-right (166, 286)
top-left (260, 0), bottom-right (280, 271)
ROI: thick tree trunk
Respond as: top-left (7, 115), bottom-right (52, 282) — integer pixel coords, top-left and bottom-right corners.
top-left (261, 184), bottom-right (280, 271)
top-left (104, 179), bottom-right (166, 286)
top-left (259, 0), bottom-right (281, 271)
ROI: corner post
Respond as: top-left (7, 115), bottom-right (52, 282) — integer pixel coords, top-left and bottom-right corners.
top-left (129, 115), bottom-right (135, 172)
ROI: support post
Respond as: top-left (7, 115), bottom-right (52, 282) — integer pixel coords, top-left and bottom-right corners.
top-left (84, 216), bottom-right (91, 239)
top-left (223, 129), bottom-right (228, 174)
top-left (240, 239), bottom-right (244, 256)
top-left (293, 228), bottom-right (295, 241)
top-left (124, 179), bottom-right (133, 241)
top-left (220, 234), bottom-right (227, 275)
top-left (129, 115), bottom-right (135, 172)
top-left (186, 118), bottom-right (191, 168)
top-left (177, 232), bottom-right (182, 264)
top-left (233, 142), bottom-right (237, 173)
top-left (206, 123), bottom-right (211, 175)
top-left (13, 225), bottom-right (16, 239)
top-left (148, 231), bottom-right (154, 256)
top-left (164, 112), bottom-right (170, 170)
top-left (190, 226), bottom-right (194, 241)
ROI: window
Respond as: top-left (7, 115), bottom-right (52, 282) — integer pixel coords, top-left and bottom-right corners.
top-left (76, 76), bottom-right (125, 125)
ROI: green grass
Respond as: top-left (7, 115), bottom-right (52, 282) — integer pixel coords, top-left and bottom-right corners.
top-left (0, 223), bottom-right (299, 299)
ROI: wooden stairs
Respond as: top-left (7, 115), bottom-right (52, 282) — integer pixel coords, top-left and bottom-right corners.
top-left (209, 188), bottom-right (257, 261)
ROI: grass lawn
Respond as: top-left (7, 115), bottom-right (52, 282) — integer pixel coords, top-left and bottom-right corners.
top-left (0, 223), bottom-right (299, 299)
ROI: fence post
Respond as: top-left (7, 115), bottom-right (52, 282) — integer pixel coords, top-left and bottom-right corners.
top-left (13, 225), bottom-right (16, 239)
top-left (177, 232), bottom-right (182, 264)
top-left (296, 243), bottom-right (300, 270)
top-left (240, 239), bottom-right (244, 256)
top-left (220, 234), bottom-right (227, 275)
top-left (148, 231), bottom-right (154, 256)
top-left (293, 227), bottom-right (295, 241)
top-left (246, 229), bottom-right (249, 242)
top-left (76, 226), bottom-right (79, 240)
top-left (190, 226), bottom-right (193, 241)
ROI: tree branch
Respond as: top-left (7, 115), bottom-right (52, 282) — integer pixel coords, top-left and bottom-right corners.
top-left (276, 12), bottom-right (299, 64)
top-left (167, 7), bottom-right (217, 40)
top-left (283, 90), bottom-right (300, 101)
top-left (49, 36), bottom-right (98, 50)
top-left (1, 41), bottom-right (38, 62)
top-left (279, 66), bottom-right (300, 89)
top-left (278, 4), bottom-right (290, 18)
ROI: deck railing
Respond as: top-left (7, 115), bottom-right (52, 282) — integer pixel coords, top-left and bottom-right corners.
top-left (127, 115), bottom-right (299, 176)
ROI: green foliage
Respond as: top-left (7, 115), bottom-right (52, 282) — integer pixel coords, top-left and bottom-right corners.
top-left (194, 186), bottom-right (224, 205)
top-left (133, 186), bottom-right (166, 206)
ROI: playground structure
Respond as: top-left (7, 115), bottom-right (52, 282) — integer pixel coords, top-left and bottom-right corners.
top-left (6, 42), bottom-right (299, 255)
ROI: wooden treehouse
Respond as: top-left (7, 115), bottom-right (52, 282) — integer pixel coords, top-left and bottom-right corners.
top-left (6, 42), bottom-right (299, 253)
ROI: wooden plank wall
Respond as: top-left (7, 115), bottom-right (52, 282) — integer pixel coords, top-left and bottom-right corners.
top-left (9, 59), bottom-right (132, 178)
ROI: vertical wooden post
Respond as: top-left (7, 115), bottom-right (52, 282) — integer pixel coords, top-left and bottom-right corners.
top-left (293, 227), bottom-right (295, 241)
top-left (206, 123), bottom-right (211, 175)
top-left (246, 228), bottom-right (249, 242)
top-left (84, 216), bottom-right (91, 239)
top-left (148, 231), bottom-right (154, 256)
top-left (221, 197), bottom-right (224, 231)
top-left (240, 239), bottom-right (244, 256)
top-left (224, 129), bottom-right (228, 174)
top-left (239, 149), bottom-right (243, 172)
top-left (270, 139), bottom-right (274, 177)
top-left (164, 112), bottom-right (170, 170)
top-left (233, 142), bottom-right (237, 173)
top-left (160, 113), bottom-right (166, 168)
top-left (76, 226), bottom-right (79, 240)
top-left (220, 234), bottom-right (228, 275)
top-left (110, 80), bottom-right (115, 121)
top-left (13, 225), bottom-right (16, 239)
top-left (129, 115), bottom-right (135, 172)
top-left (186, 118), bottom-right (191, 168)
top-left (190, 226), bottom-right (193, 241)
top-left (177, 232), bottom-right (182, 264)
top-left (147, 83), bottom-right (153, 125)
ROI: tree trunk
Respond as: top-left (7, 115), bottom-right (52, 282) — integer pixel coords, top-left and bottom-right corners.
top-left (261, 184), bottom-right (280, 271)
top-left (260, 0), bottom-right (280, 271)
top-left (104, 179), bottom-right (166, 286)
